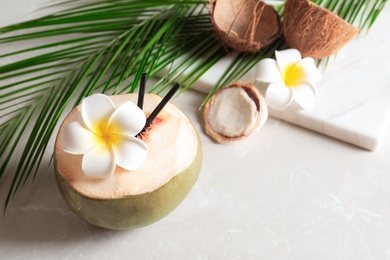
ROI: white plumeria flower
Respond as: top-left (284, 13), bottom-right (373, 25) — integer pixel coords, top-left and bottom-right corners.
top-left (62, 94), bottom-right (148, 179)
top-left (256, 49), bottom-right (321, 110)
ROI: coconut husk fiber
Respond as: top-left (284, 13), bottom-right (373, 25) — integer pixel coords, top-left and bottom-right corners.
top-left (209, 0), bottom-right (281, 53)
top-left (283, 0), bottom-right (359, 59)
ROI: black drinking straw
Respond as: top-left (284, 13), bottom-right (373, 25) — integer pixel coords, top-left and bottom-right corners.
top-left (137, 72), bottom-right (147, 109)
top-left (139, 82), bottom-right (181, 134)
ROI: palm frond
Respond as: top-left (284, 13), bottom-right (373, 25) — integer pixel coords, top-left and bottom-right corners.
top-left (0, 0), bottom-right (387, 211)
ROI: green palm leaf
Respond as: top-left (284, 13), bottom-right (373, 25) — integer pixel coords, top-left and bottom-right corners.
top-left (0, 0), bottom-right (387, 211)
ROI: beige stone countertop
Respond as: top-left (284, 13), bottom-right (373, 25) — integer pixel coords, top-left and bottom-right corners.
top-left (1, 1), bottom-right (390, 259)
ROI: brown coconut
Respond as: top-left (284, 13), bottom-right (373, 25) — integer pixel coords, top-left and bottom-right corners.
top-left (209, 0), bottom-right (281, 53)
top-left (283, 0), bottom-right (359, 59)
top-left (203, 82), bottom-right (268, 144)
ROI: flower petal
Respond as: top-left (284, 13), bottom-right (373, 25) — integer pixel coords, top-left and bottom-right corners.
top-left (62, 122), bottom-right (99, 154)
top-left (297, 57), bottom-right (322, 83)
top-left (265, 83), bottom-right (294, 110)
top-left (255, 58), bottom-right (283, 84)
top-left (292, 82), bottom-right (317, 109)
top-left (275, 49), bottom-right (302, 74)
top-left (108, 101), bottom-right (146, 136)
top-left (82, 144), bottom-right (116, 178)
top-left (82, 93), bottom-right (115, 133)
top-left (113, 134), bottom-right (148, 171)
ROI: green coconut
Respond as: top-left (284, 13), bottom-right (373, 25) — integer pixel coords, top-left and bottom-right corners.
top-left (54, 94), bottom-right (202, 230)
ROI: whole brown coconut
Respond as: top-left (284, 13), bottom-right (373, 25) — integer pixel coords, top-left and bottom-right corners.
top-left (209, 0), bottom-right (281, 53)
top-left (283, 0), bottom-right (359, 59)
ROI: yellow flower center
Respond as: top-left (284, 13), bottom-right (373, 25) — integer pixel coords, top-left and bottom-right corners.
top-left (94, 123), bottom-right (120, 147)
top-left (283, 63), bottom-right (304, 87)
top-left (100, 129), bottom-right (115, 145)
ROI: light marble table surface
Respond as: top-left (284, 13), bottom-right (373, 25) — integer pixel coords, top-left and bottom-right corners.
top-left (1, 1), bottom-right (390, 259)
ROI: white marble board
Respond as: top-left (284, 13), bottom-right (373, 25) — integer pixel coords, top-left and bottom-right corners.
top-left (169, 8), bottom-right (390, 151)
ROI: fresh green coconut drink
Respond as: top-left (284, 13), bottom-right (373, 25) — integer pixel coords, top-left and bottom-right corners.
top-left (54, 82), bottom-right (202, 230)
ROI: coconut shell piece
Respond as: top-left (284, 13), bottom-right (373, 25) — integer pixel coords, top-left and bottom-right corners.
top-left (203, 82), bottom-right (268, 144)
top-left (283, 0), bottom-right (359, 59)
top-left (209, 0), bottom-right (281, 53)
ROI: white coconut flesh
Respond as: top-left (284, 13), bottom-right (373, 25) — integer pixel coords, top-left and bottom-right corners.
top-left (207, 87), bottom-right (258, 137)
top-left (55, 94), bottom-right (199, 199)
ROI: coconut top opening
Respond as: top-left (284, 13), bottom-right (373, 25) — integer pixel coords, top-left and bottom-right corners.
top-left (55, 94), bottom-right (199, 199)
top-left (208, 87), bottom-right (258, 137)
top-left (203, 82), bottom-right (268, 143)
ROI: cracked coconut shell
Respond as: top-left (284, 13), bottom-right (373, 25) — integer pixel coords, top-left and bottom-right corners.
top-left (283, 0), bottom-right (359, 59)
top-left (203, 82), bottom-right (268, 143)
top-left (209, 0), bottom-right (281, 53)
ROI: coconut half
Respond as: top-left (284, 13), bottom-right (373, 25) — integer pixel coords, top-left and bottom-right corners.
top-left (54, 94), bottom-right (202, 230)
top-left (203, 82), bottom-right (268, 143)
top-left (283, 0), bottom-right (359, 59)
top-left (209, 0), bottom-right (281, 53)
